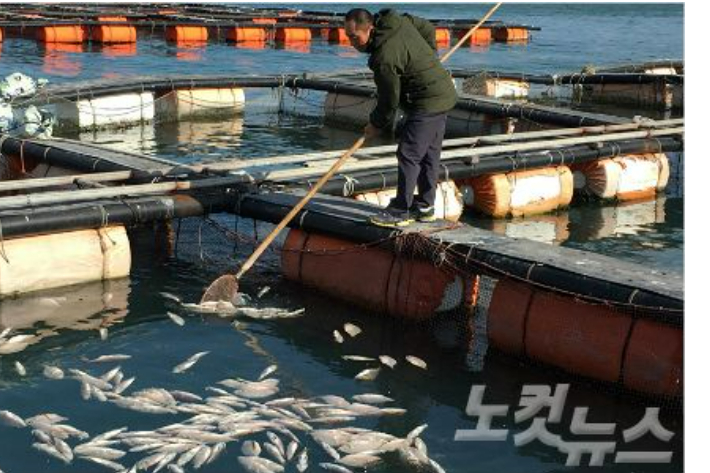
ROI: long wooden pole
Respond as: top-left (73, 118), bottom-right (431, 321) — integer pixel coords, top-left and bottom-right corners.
top-left (440, 2), bottom-right (503, 63)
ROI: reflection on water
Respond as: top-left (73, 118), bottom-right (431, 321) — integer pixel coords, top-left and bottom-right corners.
top-left (0, 279), bottom-right (130, 356)
top-left (41, 43), bottom-right (83, 77)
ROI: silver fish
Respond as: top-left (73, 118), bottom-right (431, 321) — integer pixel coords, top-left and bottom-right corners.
top-left (172, 351), bottom-right (209, 374)
top-left (338, 453), bottom-right (382, 468)
top-left (354, 368), bottom-right (380, 381)
top-left (407, 423), bottom-right (428, 441)
top-left (405, 355), bottom-right (427, 370)
top-left (14, 361), bottom-right (26, 376)
top-left (0, 410), bottom-right (26, 428)
top-left (379, 355), bottom-right (397, 369)
top-left (319, 462), bottom-right (353, 473)
top-left (160, 292), bottom-right (182, 303)
top-left (99, 328), bottom-right (109, 340)
top-left (264, 442), bottom-right (286, 464)
top-left (32, 442), bottom-right (70, 463)
top-left (295, 448), bottom-right (309, 472)
top-left (429, 458), bottom-right (448, 473)
top-left (343, 323), bottom-right (362, 338)
top-left (167, 312), bottom-right (185, 327)
top-left (241, 440), bottom-right (262, 457)
top-left (87, 354), bottom-right (132, 363)
top-left (342, 355), bottom-right (376, 362)
top-left (258, 364), bottom-right (278, 381)
top-left (352, 394), bottom-right (394, 404)
top-left (43, 365), bottom-right (64, 380)
top-left (286, 440), bottom-right (299, 461)
top-left (333, 330), bottom-right (344, 344)
top-left (257, 286), bottom-right (271, 298)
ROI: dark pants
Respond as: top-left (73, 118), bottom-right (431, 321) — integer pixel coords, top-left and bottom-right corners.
top-left (391, 111), bottom-right (448, 211)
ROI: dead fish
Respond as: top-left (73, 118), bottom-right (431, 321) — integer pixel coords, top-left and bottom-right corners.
top-left (0, 410), bottom-right (26, 428)
top-left (407, 424), bottom-right (428, 442)
top-left (338, 453), bottom-right (382, 468)
top-left (379, 355), bottom-right (397, 369)
top-left (113, 376), bottom-right (135, 394)
top-left (237, 456), bottom-right (285, 473)
top-left (258, 365), bottom-right (278, 381)
top-left (380, 408), bottom-right (407, 416)
top-left (32, 442), bottom-right (70, 463)
top-left (241, 440), bottom-right (261, 457)
top-left (81, 455), bottom-right (126, 471)
top-left (333, 330), bottom-right (344, 344)
top-left (286, 441), bottom-right (299, 461)
top-left (14, 361), bottom-right (26, 376)
top-left (167, 312), bottom-right (185, 327)
top-left (257, 286), bottom-right (271, 298)
top-left (53, 437), bottom-right (74, 462)
top-left (319, 462), bottom-right (353, 473)
top-left (86, 354), bottom-right (132, 363)
top-left (414, 437), bottom-right (428, 456)
top-left (354, 368), bottom-right (380, 381)
top-left (43, 365), bottom-right (64, 380)
top-left (342, 355), bottom-right (376, 362)
top-left (160, 292), bottom-right (182, 303)
top-left (99, 328), bottom-right (109, 340)
top-left (167, 464), bottom-right (186, 473)
top-left (429, 458), bottom-right (447, 473)
top-left (343, 323), bottom-right (362, 338)
top-left (352, 394), bottom-right (394, 405)
top-left (405, 355), bottom-right (427, 370)
top-left (0, 327), bottom-right (12, 338)
top-left (172, 351), bottom-right (209, 374)
top-left (295, 448), bottom-right (308, 472)
top-left (264, 442), bottom-right (286, 464)
top-left (169, 390), bottom-right (203, 403)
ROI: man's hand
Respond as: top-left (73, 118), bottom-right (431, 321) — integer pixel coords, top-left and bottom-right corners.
top-left (364, 123), bottom-right (381, 140)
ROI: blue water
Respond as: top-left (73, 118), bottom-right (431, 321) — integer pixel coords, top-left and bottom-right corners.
top-left (0, 4), bottom-right (683, 473)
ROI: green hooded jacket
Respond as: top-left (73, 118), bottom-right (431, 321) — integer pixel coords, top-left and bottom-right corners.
top-left (366, 9), bottom-right (458, 129)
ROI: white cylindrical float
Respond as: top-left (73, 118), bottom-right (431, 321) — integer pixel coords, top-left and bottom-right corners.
top-left (51, 92), bottom-right (155, 130)
top-left (462, 77), bottom-right (530, 98)
top-left (0, 225), bottom-right (131, 297)
top-left (155, 87), bottom-right (246, 121)
top-left (456, 166), bottom-right (574, 218)
top-left (353, 180), bottom-right (464, 222)
top-left (572, 153), bottom-right (669, 201)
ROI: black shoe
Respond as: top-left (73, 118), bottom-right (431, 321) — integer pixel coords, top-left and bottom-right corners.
top-left (369, 207), bottom-right (413, 228)
top-left (412, 205), bottom-right (436, 222)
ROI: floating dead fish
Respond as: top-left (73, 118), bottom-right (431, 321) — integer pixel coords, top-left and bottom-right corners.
top-left (354, 368), bottom-right (380, 382)
top-left (333, 330), bottom-right (344, 344)
top-left (172, 351), bottom-right (209, 374)
top-left (405, 356), bottom-right (427, 370)
top-left (99, 328), bottom-right (108, 341)
top-left (241, 440), bottom-right (261, 457)
top-left (160, 292), bottom-right (182, 304)
top-left (237, 455), bottom-right (285, 473)
top-left (379, 355), bottom-right (397, 369)
top-left (257, 286), bottom-right (271, 298)
top-left (295, 448), bottom-right (309, 472)
top-left (169, 390), bottom-right (203, 403)
top-left (0, 410), bottom-right (26, 428)
top-left (43, 365), bottom-right (64, 380)
top-left (342, 355), bottom-right (376, 362)
top-left (379, 408), bottom-right (407, 416)
top-left (236, 307), bottom-right (305, 320)
top-left (343, 323), bottom-right (362, 338)
top-left (264, 442), bottom-right (286, 464)
top-left (286, 440), bottom-right (299, 461)
top-left (32, 442), bottom-right (70, 463)
top-left (429, 457), bottom-right (447, 473)
top-left (352, 394), bottom-right (394, 405)
top-left (319, 462), bottom-right (353, 473)
top-left (87, 354), bottom-right (132, 363)
top-left (14, 361), bottom-right (26, 376)
top-left (407, 424), bottom-right (428, 442)
top-left (258, 365), bottom-right (278, 381)
top-left (167, 312), bottom-right (186, 327)
top-left (338, 453), bottom-right (382, 468)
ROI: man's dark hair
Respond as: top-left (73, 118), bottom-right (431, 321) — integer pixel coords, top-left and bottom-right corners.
top-left (344, 8), bottom-right (373, 26)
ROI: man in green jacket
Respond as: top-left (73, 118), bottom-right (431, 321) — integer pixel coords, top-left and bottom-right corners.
top-left (344, 8), bottom-right (458, 227)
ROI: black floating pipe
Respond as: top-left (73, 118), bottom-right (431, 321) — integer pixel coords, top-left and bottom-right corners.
top-left (0, 191), bottom-right (234, 239)
top-left (302, 136), bottom-right (683, 196)
top-left (450, 69), bottom-right (684, 86)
